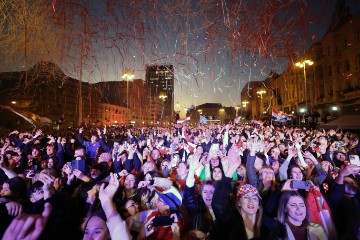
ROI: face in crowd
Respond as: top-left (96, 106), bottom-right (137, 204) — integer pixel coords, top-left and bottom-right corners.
top-left (238, 192), bottom-right (260, 216)
top-left (201, 183), bottom-right (215, 207)
top-left (212, 167), bottom-right (223, 181)
top-left (83, 216), bottom-right (110, 240)
top-left (285, 196), bottom-right (307, 226)
top-left (290, 166), bottom-right (304, 181)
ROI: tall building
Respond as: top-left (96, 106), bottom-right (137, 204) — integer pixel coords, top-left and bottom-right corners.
top-left (145, 65), bottom-right (174, 123)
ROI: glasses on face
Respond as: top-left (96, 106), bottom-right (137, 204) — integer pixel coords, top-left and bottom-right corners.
top-left (242, 195), bottom-right (259, 202)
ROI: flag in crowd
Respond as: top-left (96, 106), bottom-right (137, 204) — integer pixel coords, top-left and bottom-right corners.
top-left (199, 115), bottom-right (207, 124)
top-left (251, 119), bottom-right (264, 126)
top-left (177, 116), bottom-right (190, 124)
top-left (272, 109), bottom-right (292, 122)
top-left (234, 116), bottom-right (242, 124)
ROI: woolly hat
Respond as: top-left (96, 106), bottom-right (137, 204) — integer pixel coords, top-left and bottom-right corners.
top-left (155, 186), bottom-right (182, 211)
top-left (238, 184), bottom-right (262, 199)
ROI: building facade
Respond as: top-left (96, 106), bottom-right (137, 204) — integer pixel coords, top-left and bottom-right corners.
top-left (145, 65), bottom-right (174, 123)
top-left (242, 2), bottom-right (360, 120)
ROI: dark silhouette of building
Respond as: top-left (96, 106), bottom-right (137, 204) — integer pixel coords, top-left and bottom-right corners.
top-left (145, 65), bottom-right (174, 123)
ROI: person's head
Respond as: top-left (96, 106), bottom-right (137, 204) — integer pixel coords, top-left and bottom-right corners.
top-left (155, 186), bottom-right (182, 214)
top-left (151, 149), bottom-right (161, 160)
top-left (143, 161), bottom-right (156, 175)
top-left (334, 150), bottom-right (347, 162)
top-left (254, 153), bottom-right (267, 171)
top-left (90, 164), bottom-right (108, 181)
top-left (270, 147), bottom-right (280, 158)
top-left (75, 147), bottom-right (86, 158)
top-left (46, 143), bottom-right (56, 156)
top-left (0, 177), bottom-right (27, 200)
top-left (287, 165), bottom-right (304, 181)
top-left (144, 171), bottom-right (160, 182)
top-left (236, 184), bottom-right (262, 236)
top-left (83, 211), bottom-right (110, 240)
top-left (200, 181), bottom-right (215, 207)
top-left (318, 136), bottom-right (328, 145)
top-left (124, 173), bottom-right (137, 190)
top-left (195, 145), bottom-right (204, 155)
top-left (236, 184), bottom-right (262, 217)
top-left (258, 166), bottom-right (275, 183)
top-left (212, 167), bottom-right (223, 181)
top-left (124, 199), bottom-right (139, 216)
top-left (277, 191), bottom-right (309, 226)
top-left (160, 160), bottom-right (170, 172)
top-left (210, 157), bottom-right (219, 167)
top-left (177, 162), bottom-right (189, 178)
top-left (271, 160), bottom-right (280, 174)
top-left (90, 134), bottom-right (98, 144)
top-left (31, 147), bottom-right (41, 158)
top-left (29, 181), bottom-right (44, 203)
top-left (47, 157), bottom-right (56, 169)
top-left (98, 152), bottom-right (112, 164)
top-left (320, 161), bottom-right (333, 174)
top-left (278, 143), bottom-right (286, 152)
top-left (344, 176), bottom-right (360, 197)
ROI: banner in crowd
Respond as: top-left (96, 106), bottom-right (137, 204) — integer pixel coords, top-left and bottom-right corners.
top-left (234, 116), bottom-right (242, 124)
top-left (0, 105), bottom-right (52, 126)
top-left (199, 115), bottom-right (207, 124)
top-left (177, 116), bottom-right (190, 124)
top-left (272, 109), bottom-right (292, 122)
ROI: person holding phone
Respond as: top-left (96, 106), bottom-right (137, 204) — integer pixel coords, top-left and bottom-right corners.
top-left (140, 185), bottom-right (183, 240)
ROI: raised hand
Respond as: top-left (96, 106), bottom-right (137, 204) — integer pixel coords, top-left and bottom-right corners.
top-left (5, 202), bottom-right (23, 217)
top-left (188, 154), bottom-right (201, 172)
top-left (227, 146), bottom-right (241, 170)
top-left (99, 173), bottom-right (119, 203)
top-left (3, 202), bottom-right (52, 240)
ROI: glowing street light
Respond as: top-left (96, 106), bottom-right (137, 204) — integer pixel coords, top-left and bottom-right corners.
top-left (122, 70), bottom-right (135, 111)
top-left (235, 106), bottom-right (240, 117)
top-left (295, 59), bottom-right (313, 110)
top-left (256, 90), bottom-right (266, 116)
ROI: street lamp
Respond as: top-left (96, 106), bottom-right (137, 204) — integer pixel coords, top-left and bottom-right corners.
top-left (295, 59), bottom-right (313, 111)
top-left (256, 90), bottom-right (266, 116)
top-left (219, 108), bottom-right (225, 124)
top-left (235, 106), bottom-right (240, 117)
top-left (122, 70), bottom-right (135, 111)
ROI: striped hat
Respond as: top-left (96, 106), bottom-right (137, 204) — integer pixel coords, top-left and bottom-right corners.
top-left (155, 186), bottom-right (182, 211)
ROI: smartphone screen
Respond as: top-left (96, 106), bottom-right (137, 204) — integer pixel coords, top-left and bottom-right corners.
top-left (349, 155), bottom-right (360, 166)
top-left (152, 216), bottom-right (174, 227)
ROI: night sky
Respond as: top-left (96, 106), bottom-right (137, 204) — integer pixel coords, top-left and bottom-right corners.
top-left (1, 0), bottom-right (360, 117)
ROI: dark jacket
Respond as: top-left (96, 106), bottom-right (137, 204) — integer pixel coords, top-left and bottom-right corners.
top-left (212, 177), bottom-right (286, 240)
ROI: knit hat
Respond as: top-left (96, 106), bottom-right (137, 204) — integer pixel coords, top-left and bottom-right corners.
top-left (238, 184), bottom-right (262, 199)
top-left (155, 186), bottom-right (182, 211)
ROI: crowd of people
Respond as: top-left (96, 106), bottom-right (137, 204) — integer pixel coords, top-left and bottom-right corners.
top-left (0, 123), bottom-right (359, 240)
